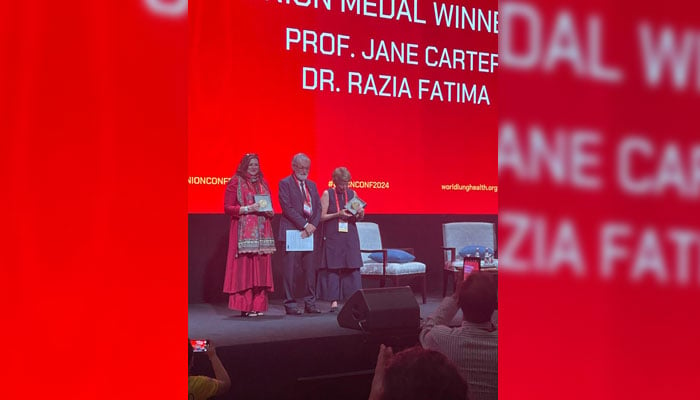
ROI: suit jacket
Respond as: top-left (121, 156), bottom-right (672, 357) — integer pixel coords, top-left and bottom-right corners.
top-left (277, 175), bottom-right (322, 242)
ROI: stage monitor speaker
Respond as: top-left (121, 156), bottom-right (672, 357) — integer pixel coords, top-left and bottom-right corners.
top-left (337, 286), bottom-right (420, 332)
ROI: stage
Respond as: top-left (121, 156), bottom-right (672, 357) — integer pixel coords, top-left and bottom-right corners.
top-left (188, 294), bottom-right (464, 400)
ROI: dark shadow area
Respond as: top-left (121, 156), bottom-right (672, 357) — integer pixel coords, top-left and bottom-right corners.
top-left (190, 331), bottom-right (420, 400)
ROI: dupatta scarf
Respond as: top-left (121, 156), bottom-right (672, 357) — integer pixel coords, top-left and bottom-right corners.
top-left (235, 175), bottom-right (276, 255)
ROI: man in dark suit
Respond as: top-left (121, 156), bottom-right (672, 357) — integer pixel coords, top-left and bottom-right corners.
top-left (278, 153), bottom-right (322, 315)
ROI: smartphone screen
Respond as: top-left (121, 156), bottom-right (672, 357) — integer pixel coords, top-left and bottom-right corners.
top-left (463, 257), bottom-right (481, 279)
top-left (190, 339), bottom-right (209, 352)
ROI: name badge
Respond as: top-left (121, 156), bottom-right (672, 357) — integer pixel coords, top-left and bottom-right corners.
top-left (303, 203), bottom-right (312, 215)
top-left (338, 221), bottom-right (349, 233)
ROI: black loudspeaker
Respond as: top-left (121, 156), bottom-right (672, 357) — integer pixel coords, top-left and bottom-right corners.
top-left (337, 286), bottom-right (420, 332)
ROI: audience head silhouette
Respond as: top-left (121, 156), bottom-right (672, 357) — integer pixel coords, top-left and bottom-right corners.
top-left (458, 271), bottom-right (498, 323)
top-left (380, 346), bottom-right (468, 400)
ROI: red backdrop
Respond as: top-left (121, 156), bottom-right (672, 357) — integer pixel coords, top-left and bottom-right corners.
top-left (499, 0), bottom-right (700, 399)
top-left (189, 0), bottom-right (498, 214)
top-left (2, 1), bottom-right (187, 398)
top-left (10, 1), bottom-right (700, 399)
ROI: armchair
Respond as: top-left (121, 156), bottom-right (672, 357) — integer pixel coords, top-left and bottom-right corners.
top-left (356, 222), bottom-right (427, 304)
top-left (442, 222), bottom-right (497, 296)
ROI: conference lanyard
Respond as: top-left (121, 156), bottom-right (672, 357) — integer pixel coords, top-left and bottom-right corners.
top-left (334, 188), bottom-right (348, 214)
top-left (293, 175), bottom-right (311, 204)
top-left (334, 188), bottom-right (349, 233)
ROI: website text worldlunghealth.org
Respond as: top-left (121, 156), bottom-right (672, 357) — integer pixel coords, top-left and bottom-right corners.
top-left (441, 183), bottom-right (498, 192)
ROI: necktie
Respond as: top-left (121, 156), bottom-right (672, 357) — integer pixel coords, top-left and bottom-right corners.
top-left (300, 180), bottom-right (311, 216)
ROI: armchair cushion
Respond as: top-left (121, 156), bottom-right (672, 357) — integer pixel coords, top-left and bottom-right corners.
top-left (368, 249), bottom-right (416, 263)
top-left (458, 245), bottom-right (494, 259)
top-left (361, 262), bottom-right (426, 275)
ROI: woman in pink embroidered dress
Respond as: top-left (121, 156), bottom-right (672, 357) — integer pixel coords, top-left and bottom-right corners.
top-left (223, 153), bottom-right (276, 317)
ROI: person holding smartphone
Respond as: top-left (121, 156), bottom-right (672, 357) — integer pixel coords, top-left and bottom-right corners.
top-left (419, 272), bottom-right (498, 400)
top-left (188, 339), bottom-right (231, 400)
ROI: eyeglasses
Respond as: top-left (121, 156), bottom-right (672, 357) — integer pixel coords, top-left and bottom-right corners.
top-left (293, 164), bottom-right (310, 171)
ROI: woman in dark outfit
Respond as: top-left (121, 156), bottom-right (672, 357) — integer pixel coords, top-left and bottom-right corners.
top-left (318, 167), bottom-right (365, 312)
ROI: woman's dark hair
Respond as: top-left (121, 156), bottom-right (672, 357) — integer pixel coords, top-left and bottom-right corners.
top-left (235, 153), bottom-right (263, 180)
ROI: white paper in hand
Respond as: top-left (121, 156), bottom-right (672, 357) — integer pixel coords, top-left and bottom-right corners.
top-left (285, 230), bottom-right (314, 251)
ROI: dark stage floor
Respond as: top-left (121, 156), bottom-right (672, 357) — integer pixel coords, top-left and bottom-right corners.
top-left (188, 294), bottom-right (463, 347)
